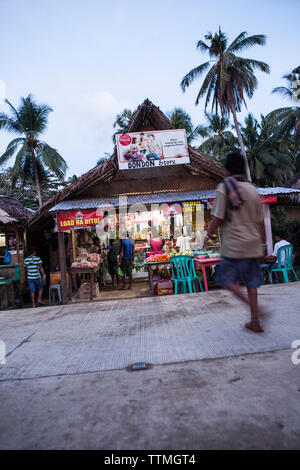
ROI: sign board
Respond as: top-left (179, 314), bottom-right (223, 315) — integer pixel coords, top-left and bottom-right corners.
top-left (57, 209), bottom-right (103, 231)
top-left (116, 129), bottom-right (189, 170)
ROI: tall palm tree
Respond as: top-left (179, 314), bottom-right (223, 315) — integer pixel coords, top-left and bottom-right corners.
top-left (241, 113), bottom-right (294, 186)
top-left (180, 28), bottom-right (270, 181)
top-left (266, 65), bottom-right (300, 151)
top-left (0, 94), bottom-right (67, 207)
top-left (166, 107), bottom-right (208, 145)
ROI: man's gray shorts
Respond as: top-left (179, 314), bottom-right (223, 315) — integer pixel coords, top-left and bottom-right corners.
top-left (218, 257), bottom-right (262, 289)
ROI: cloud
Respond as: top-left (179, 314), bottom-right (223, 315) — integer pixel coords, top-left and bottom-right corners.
top-left (79, 91), bottom-right (132, 126)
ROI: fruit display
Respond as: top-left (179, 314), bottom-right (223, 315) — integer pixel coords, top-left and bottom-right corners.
top-left (146, 254), bottom-right (170, 263)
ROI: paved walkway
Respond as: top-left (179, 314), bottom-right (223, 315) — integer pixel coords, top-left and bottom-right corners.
top-left (1, 283), bottom-right (300, 450)
top-left (1, 283), bottom-right (299, 381)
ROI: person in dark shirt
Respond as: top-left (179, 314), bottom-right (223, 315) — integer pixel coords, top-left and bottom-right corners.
top-left (119, 234), bottom-right (135, 290)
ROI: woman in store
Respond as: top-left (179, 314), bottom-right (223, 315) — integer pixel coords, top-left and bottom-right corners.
top-left (150, 237), bottom-right (163, 254)
top-left (107, 238), bottom-right (121, 288)
top-left (91, 237), bottom-right (101, 253)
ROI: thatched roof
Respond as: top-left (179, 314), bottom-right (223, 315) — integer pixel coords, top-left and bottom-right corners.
top-left (285, 172), bottom-right (300, 190)
top-left (0, 195), bottom-right (33, 225)
top-left (28, 99), bottom-right (226, 228)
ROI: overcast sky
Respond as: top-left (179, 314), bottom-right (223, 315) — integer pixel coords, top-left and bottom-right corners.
top-left (0, 0), bottom-right (299, 176)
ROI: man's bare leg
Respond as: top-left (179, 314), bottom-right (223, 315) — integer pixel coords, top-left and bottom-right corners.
top-left (31, 293), bottom-right (36, 308)
top-left (128, 276), bottom-right (133, 290)
top-left (227, 284), bottom-right (263, 333)
top-left (37, 288), bottom-right (46, 305)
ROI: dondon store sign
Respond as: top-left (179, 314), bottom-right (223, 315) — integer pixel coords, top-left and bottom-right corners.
top-left (116, 129), bottom-right (190, 170)
top-left (57, 209), bottom-right (103, 231)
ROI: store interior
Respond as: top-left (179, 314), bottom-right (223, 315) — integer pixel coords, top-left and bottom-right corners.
top-left (52, 201), bottom-right (221, 302)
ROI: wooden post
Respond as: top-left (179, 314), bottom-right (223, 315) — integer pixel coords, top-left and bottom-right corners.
top-left (58, 231), bottom-right (68, 303)
top-left (263, 204), bottom-right (273, 255)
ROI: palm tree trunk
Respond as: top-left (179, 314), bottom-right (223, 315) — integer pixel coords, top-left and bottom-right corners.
top-left (229, 103), bottom-right (252, 182)
top-left (30, 146), bottom-right (42, 207)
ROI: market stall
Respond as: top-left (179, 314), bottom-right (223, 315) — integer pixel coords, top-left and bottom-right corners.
top-left (27, 99), bottom-right (300, 303)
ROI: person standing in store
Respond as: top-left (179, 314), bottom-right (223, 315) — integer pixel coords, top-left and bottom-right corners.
top-left (204, 151), bottom-right (266, 333)
top-left (119, 233), bottom-right (135, 290)
top-left (107, 238), bottom-right (121, 288)
top-left (24, 247), bottom-right (46, 308)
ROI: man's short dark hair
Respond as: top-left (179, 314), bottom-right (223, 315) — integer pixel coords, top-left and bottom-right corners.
top-left (274, 230), bottom-right (286, 240)
top-left (28, 247), bottom-right (36, 256)
top-left (224, 151), bottom-right (246, 176)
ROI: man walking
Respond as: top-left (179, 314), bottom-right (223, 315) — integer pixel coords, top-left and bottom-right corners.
top-left (119, 233), bottom-right (135, 290)
top-left (24, 248), bottom-right (46, 308)
top-left (205, 151), bottom-right (266, 333)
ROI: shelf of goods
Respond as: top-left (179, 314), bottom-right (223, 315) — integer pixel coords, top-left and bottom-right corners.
top-left (133, 242), bottom-right (149, 277)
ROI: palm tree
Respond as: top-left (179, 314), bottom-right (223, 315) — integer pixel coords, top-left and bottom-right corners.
top-left (166, 107), bottom-right (208, 145)
top-left (180, 28), bottom-right (270, 181)
top-left (241, 113), bottom-right (294, 186)
top-left (266, 65), bottom-right (300, 151)
top-left (0, 94), bottom-right (67, 207)
top-left (112, 109), bottom-right (134, 144)
top-left (199, 114), bottom-right (238, 162)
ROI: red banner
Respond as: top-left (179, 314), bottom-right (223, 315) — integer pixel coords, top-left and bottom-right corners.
top-left (208, 195), bottom-right (277, 207)
top-left (57, 209), bottom-right (103, 231)
top-left (260, 195), bottom-right (277, 204)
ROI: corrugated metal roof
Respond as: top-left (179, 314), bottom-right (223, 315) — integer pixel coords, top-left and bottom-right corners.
top-left (49, 187), bottom-right (300, 211)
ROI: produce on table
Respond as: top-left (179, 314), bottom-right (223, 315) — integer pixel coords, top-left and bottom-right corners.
top-left (146, 254), bottom-right (170, 263)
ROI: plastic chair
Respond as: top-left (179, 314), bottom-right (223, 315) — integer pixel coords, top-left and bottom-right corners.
top-left (170, 256), bottom-right (203, 294)
top-left (170, 256), bottom-right (189, 294)
top-left (49, 284), bottom-right (62, 303)
top-left (186, 257), bottom-right (204, 293)
top-left (270, 245), bottom-right (299, 284)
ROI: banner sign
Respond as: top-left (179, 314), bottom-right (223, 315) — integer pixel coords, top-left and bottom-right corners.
top-left (260, 195), bottom-right (277, 204)
top-left (116, 129), bottom-right (190, 170)
top-left (57, 209), bottom-right (102, 231)
top-left (208, 195), bottom-right (277, 208)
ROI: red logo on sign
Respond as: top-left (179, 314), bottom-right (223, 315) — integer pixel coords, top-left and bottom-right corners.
top-left (119, 134), bottom-right (131, 146)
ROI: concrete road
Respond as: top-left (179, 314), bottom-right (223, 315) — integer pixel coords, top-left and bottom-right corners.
top-left (0, 283), bottom-right (300, 449)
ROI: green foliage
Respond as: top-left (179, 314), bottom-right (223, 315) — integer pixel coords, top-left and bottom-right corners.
top-left (241, 113), bottom-right (295, 186)
top-left (112, 109), bottom-right (134, 144)
top-left (271, 206), bottom-right (286, 229)
top-left (198, 113), bottom-right (238, 162)
top-left (267, 65), bottom-right (300, 152)
top-left (0, 94), bottom-right (67, 206)
top-left (166, 108), bottom-right (208, 145)
top-left (0, 167), bottom-right (66, 210)
top-left (180, 28), bottom-right (270, 115)
top-left (96, 152), bottom-right (111, 166)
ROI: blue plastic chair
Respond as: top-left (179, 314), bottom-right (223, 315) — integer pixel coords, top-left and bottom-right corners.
top-left (170, 256), bottom-right (203, 294)
top-left (169, 256), bottom-right (189, 294)
top-left (186, 257), bottom-right (204, 293)
top-left (270, 245), bottom-right (299, 284)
